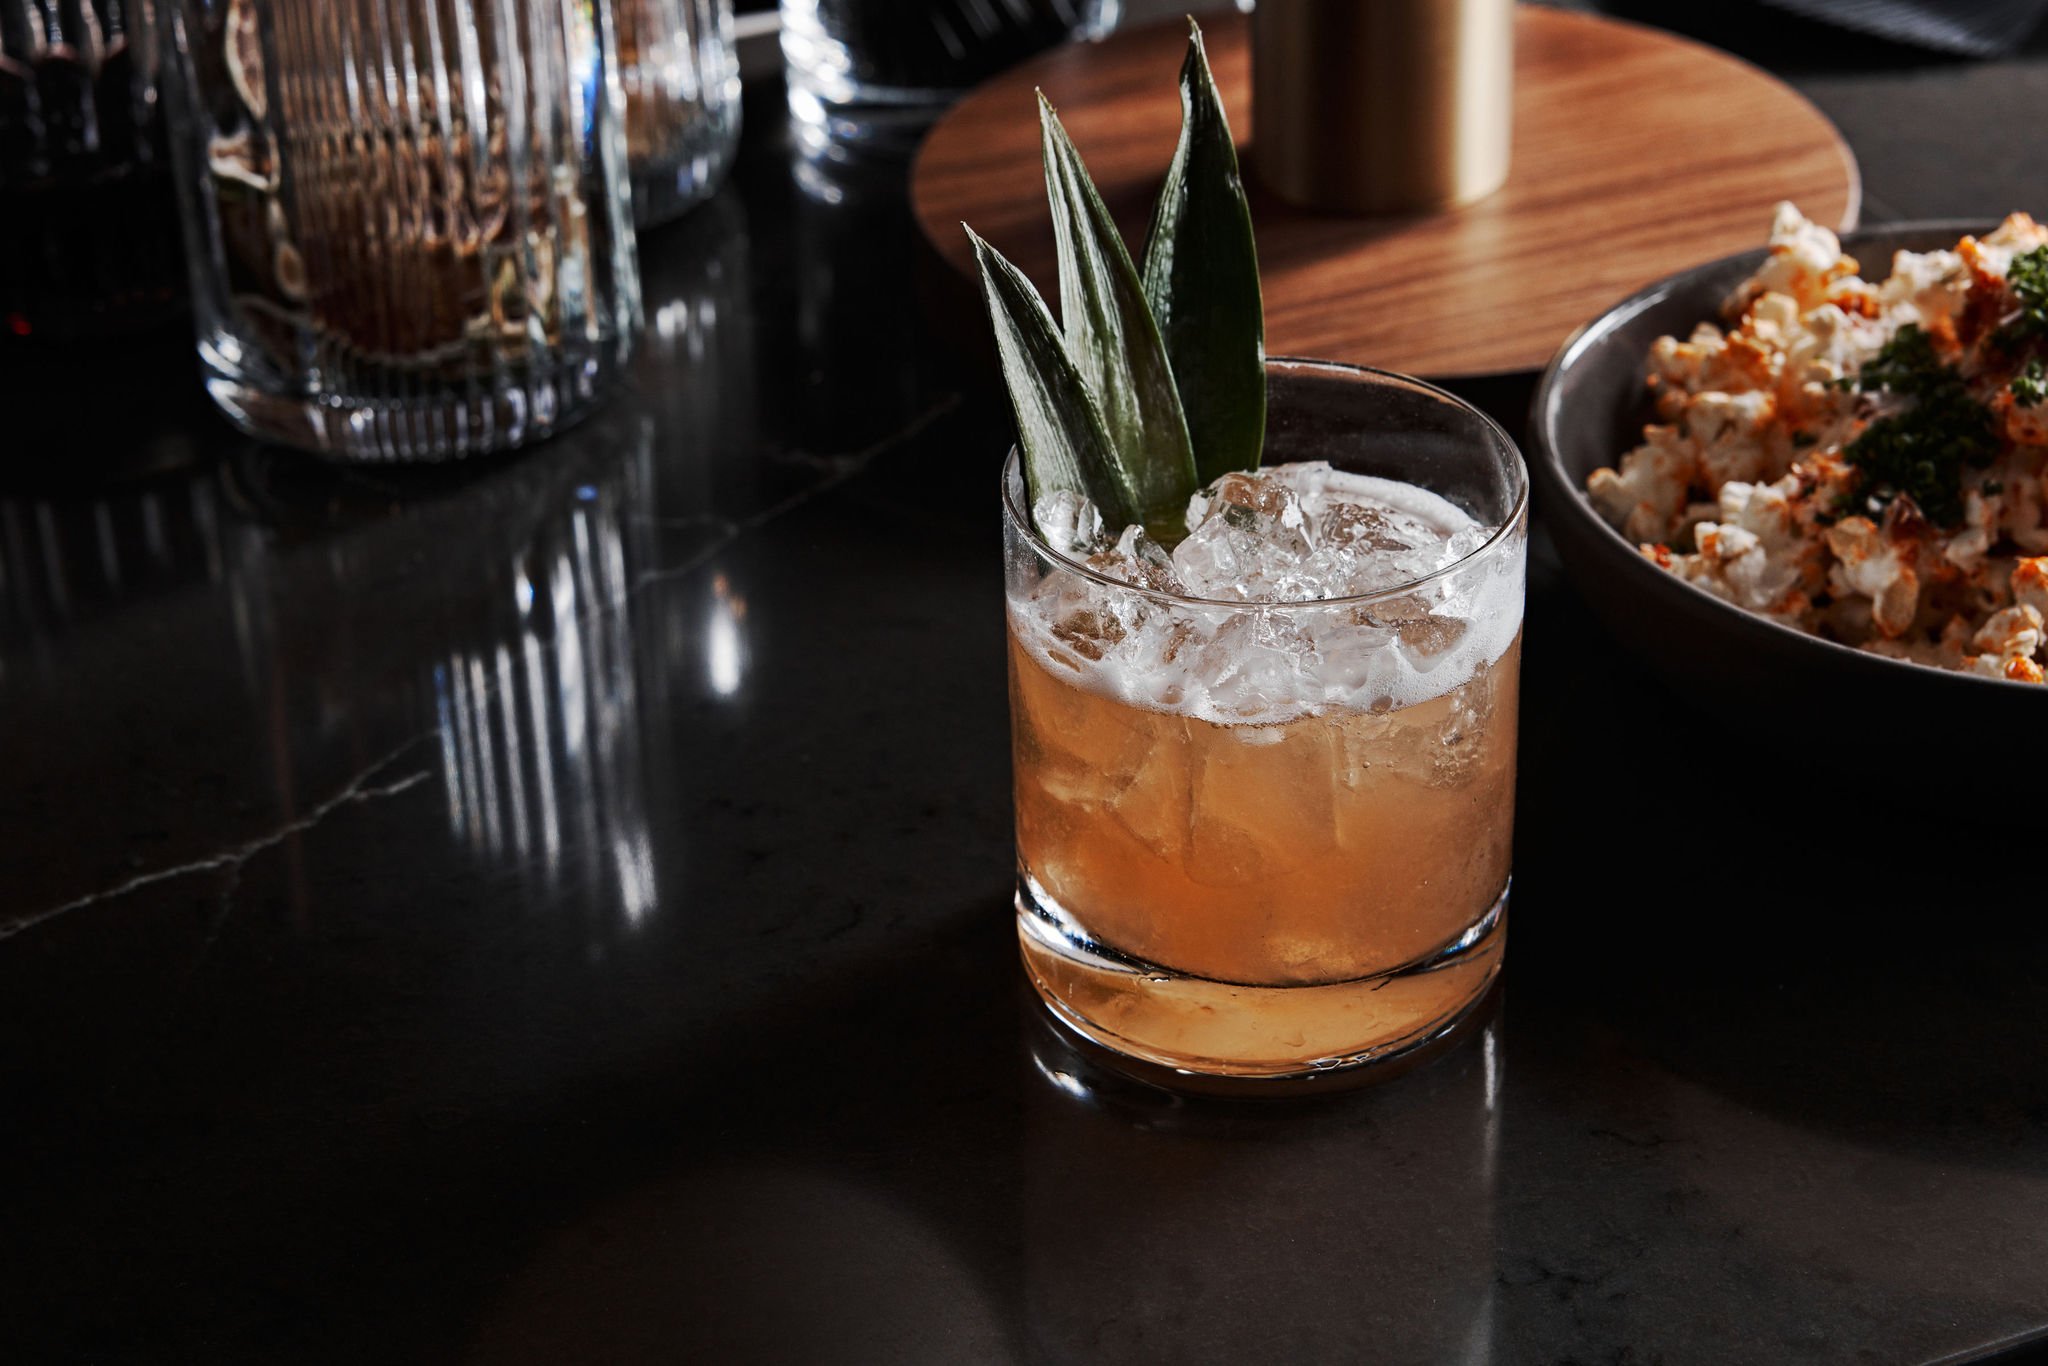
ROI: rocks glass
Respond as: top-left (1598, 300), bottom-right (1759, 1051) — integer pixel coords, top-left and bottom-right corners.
top-left (781, 0), bottom-right (1117, 147)
top-left (155, 0), bottom-right (642, 460)
top-left (1, 0), bottom-right (186, 340)
top-left (1004, 359), bottom-right (1528, 1084)
top-left (615, 0), bottom-right (739, 226)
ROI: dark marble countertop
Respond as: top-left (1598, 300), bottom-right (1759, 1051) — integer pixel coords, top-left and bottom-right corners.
top-left (7, 10), bottom-right (2048, 1363)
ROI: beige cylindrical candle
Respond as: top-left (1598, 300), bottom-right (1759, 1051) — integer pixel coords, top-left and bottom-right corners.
top-left (1252, 0), bottom-right (1514, 215)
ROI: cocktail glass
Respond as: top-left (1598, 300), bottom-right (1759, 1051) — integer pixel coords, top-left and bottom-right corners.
top-left (1004, 358), bottom-right (1528, 1084)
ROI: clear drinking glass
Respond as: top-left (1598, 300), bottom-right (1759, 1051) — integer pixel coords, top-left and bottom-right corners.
top-left (615, 0), bottom-right (739, 226)
top-left (1, 0), bottom-right (185, 340)
top-left (1004, 359), bottom-right (1528, 1083)
top-left (781, 0), bottom-right (1118, 147)
top-left (155, 0), bottom-right (642, 460)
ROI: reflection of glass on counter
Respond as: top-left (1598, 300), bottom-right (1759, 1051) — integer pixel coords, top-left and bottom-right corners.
top-left (0, 473), bottom-right (231, 681)
top-left (1025, 1011), bottom-right (1501, 1362)
top-left (616, 0), bottom-right (740, 227)
top-left (434, 442), bottom-right (665, 925)
top-left (468, 1162), bottom-right (1014, 1361)
top-left (152, 0), bottom-right (642, 460)
top-left (409, 200), bottom-right (756, 929)
top-left (3, 187), bottom-right (753, 941)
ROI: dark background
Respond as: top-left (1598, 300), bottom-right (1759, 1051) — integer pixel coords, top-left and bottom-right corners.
top-left (5, 4), bottom-right (2048, 1363)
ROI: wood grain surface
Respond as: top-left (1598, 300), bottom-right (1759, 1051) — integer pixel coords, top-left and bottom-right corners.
top-left (912, 8), bottom-right (1861, 379)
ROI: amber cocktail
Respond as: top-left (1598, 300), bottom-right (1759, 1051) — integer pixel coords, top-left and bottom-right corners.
top-left (1004, 360), bottom-right (1528, 1081)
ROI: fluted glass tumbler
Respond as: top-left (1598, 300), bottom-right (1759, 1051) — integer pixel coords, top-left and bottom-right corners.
top-left (156, 0), bottom-right (642, 460)
top-left (781, 0), bottom-right (1118, 147)
top-left (2, 0), bottom-right (186, 341)
top-left (616, 0), bottom-right (739, 226)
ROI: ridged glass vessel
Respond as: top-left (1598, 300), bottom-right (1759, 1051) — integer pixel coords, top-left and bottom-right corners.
top-left (781, 0), bottom-right (1118, 147)
top-left (156, 0), bottom-right (642, 460)
top-left (615, 0), bottom-right (738, 226)
top-left (0, 0), bottom-right (185, 340)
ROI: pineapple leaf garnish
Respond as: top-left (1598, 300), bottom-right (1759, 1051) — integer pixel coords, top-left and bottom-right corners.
top-left (967, 227), bottom-right (1141, 531)
top-left (1039, 92), bottom-right (1200, 541)
top-left (1141, 21), bottom-right (1264, 484)
top-left (969, 21), bottom-right (1261, 549)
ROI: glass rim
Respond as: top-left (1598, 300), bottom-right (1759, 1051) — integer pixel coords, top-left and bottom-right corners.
top-left (1000, 356), bottom-right (1531, 612)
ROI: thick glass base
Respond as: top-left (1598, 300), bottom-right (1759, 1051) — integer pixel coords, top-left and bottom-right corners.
top-left (784, 78), bottom-right (949, 157)
top-left (1018, 872), bottom-right (1507, 1086)
top-left (631, 112), bottom-right (741, 229)
top-left (200, 334), bottom-right (622, 462)
top-left (781, 0), bottom-right (1118, 154)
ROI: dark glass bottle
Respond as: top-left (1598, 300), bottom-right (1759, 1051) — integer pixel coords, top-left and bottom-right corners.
top-left (1, 0), bottom-right (185, 341)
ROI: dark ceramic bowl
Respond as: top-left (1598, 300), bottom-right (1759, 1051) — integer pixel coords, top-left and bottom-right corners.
top-left (1529, 222), bottom-right (2048, 755)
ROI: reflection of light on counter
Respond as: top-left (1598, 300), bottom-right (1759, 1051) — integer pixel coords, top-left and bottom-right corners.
top-left (469, 654), bottom-right (505, 853)
top-left (1480, 1021), bottom-right (1501, 1220)
top-left (654, 300), bottom-right (691, 342)
top-left (554, 549), bottom-right (586, 762)
top-left (434, 664), bottom-right (464, 836)
top-left (451, 657), bottom-right (486, 853)
top-left (3, 476), bottom-right (241, 677)
top-left (615, 832), bottom-right (656, 926)
top-left (523, 630), bottom-right (564, 874)
top-left (1029, 1051), bottom-right (1092, 1103)
top-left (707, 572), bottom-right (748, 698)
top-left (787, 85), bottom-right (835, 160)
top-left (430, 488), bottom-right (662, 932)
top-left (495, 643), bottom-right (530, 861)
top-left (793, 154), bottom-right (845, 205)
top-left (653, 295), bottom-right (723, 361)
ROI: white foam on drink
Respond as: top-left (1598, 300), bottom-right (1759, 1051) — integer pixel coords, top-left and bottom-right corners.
top-left (1013, 462), bottom-right (1524, 722)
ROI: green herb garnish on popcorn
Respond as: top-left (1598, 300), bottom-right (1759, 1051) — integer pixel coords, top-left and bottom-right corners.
top-left (967, 20), bottom-right (1263, 547)
top-left (2001, 244), bottom-right (2048, 345)
top-left (1837, 323), bottom-right (1999, 526)
top-left (2015, 357), bottom-right (2048, 408)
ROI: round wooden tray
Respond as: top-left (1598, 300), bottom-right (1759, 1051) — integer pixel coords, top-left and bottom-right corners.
top-left (912, 8), bottom-right (1860, 379)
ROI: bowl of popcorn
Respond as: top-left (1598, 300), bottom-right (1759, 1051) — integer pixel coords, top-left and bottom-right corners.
top-left (1532, 209), bottom-right (2048, 752)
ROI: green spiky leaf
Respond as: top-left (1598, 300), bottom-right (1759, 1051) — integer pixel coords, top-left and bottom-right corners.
top-left (966, 227), bottom-right (1139, 531)
top-left (1039, 93), bottom-right (1199, 540)
top-left (1142, 21), bottom-right (1265, 484)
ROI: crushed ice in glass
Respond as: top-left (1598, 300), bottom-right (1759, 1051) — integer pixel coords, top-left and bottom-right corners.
top-left (1020, 462), bottom-right (1517, 721)
top-left (1035, 489), bottom-right (1103, 558)
top-left (1033, 461), bottom-right (1488, 602)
